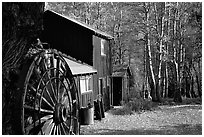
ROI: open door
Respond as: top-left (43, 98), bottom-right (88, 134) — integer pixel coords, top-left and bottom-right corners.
top-left (112, 77), bottom-right (122, 106)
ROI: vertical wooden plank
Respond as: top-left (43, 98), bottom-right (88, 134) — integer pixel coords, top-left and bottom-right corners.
top-left (76, 76), bottom-right (82, 108)
top-left (92, 36), bottom-right (100, 100)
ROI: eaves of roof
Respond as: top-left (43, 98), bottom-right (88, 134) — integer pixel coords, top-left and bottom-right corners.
top-left (45, 10), bottom-right (114, 40)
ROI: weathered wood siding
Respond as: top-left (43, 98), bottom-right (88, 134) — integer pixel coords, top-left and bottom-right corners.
top-left (93, 35), bottom-right (112, 110)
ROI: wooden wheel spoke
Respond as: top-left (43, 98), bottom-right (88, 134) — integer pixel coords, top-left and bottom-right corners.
top-left (62, 121), bottom-right (72, 133)
top-left (57, 79), bottom-right (62, 102)
top-left (44, 78), bottom-right (57, 104)
top-left (24, 104), bottom-right (53, 114)
top-left (40, 115), bottom-right (53, 121)
top-left (37, 93), bottom-right (54, 110)
top-left (42, 78), bottom-right (57, 106)
top-left (40, 108), bottom-right (54, 114)
top-left (56, 125), bottom-right (59, 135)
top-left (52, 124), bottom-right (56, 135)
top-left (58, 124), bottom-right (62, 135)
top-left (24, 105), bottom-right (38, 112)
top-left (37, 80), bottom-right (54, 103)
top-left (48, 80), bottom-right (58, 103)
top-left (42, 58), bottom-right (57, 103)
top-left (60, 123), bottom-right (67, 135)
top-left (44, 86), bottom-right (55, 106)
top-left (50, 54), bottom-right (58, 100)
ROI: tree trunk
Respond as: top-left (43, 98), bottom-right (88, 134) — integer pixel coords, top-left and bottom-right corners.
top-left (197, 59), bottom-right (202, 97)
top-left (156, 2), bottom-right (166, 102)
top-left (147, 39), bottom-right (157, 101)
top-left (146, 9), bottom-right (157, 101)
top-left (142, 3), bottom-right (156, 101)
top-left (2, 2), bottom-right (45, 134)
top-left (193, 63), bottom-right (202, 97)
top-left (165, 62), bottom-right (169, 98)
top-left (173, 2), bottom-right (182, 103)
top-left (191, 75), bottom-right (196, 98)
top-left (173, 61), bottom-right (182, 102)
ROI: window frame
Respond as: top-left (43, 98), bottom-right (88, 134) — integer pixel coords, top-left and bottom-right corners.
top-left (80, 76), bottom-right (93, 94)
top-left (101, 39), bottom-right (106, 56)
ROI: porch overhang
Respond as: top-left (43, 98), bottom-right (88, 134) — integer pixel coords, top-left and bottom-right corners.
top-left (63, 56), bottom-right (97, 76)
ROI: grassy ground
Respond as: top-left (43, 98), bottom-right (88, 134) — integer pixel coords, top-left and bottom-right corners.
top-left (80, 98), bottom-right (202, 135)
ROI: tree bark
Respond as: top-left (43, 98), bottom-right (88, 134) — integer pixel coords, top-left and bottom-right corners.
top-left (193, 63), bottom-right (202, 97)
top-left (156, 2), bottom-right (165, 102)
top-left (2, 2), bottom-right (45, 134)
top-left (173, 2), bottom-right (182, 103)
top-left (145, 3), bottom-right (157, 101)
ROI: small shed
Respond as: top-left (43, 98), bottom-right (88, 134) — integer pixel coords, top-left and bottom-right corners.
top-left (62, 54), bottom-right (97, 108)
top-left (112, 65), bottom-right (132, 106)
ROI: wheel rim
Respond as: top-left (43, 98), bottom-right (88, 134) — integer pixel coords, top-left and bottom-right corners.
top-left (22, 49), bottom-right (80, 135)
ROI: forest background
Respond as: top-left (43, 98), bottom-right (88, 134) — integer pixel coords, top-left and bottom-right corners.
top-left (46, 2), bottom-right (202, 102)
top-left (2, 2), bottom-right (202, 134)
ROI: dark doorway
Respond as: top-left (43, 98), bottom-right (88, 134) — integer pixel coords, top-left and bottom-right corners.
top-left (112, 77), bottom-right (122, 106)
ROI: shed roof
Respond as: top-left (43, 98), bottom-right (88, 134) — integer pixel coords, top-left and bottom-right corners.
top-left (112, 65), bottom-right (132, 77)
top-left (44, 10), bottom-right (113, 40)
top-left (63, 56), bottom-right (97, 76)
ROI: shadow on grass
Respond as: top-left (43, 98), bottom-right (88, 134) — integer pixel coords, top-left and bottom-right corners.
top-left (82, 124), bottom-right (202, 135)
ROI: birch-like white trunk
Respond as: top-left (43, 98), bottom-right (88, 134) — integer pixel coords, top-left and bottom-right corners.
top-left (173, 2), bottom-right (182, 102)
top-left (157, 3), bottom-right (165, 102)
top-left (146, 3), bottom-right (156, 101)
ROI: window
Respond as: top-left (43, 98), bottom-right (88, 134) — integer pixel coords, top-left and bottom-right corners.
top-left (80, 76), bottom-right (93, 93)
top-left (101, 39), bottom-right (106, 56)
top-left (88, 77), bottom-right (92, 91)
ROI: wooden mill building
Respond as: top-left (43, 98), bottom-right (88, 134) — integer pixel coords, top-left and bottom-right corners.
top-left (42, 10), bottom-right (114, 111)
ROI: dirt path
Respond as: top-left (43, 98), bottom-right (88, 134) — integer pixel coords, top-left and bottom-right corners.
top-left (80, 105), bottom-right (202, 135)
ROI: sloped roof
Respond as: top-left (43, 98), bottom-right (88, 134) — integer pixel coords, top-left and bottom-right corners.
top-left (63, 55), bottom-right (97, 76)
top-left (44, 10), bottom-right (113, 40)
top-left (112, 65), bottom-right (132, 77)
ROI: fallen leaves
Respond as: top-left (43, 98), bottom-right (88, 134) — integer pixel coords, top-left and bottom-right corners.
top-left (81, 105), bottom-right (202, 135)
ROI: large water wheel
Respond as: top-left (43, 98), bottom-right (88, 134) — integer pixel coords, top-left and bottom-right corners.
top-left (14, 48), bottom-right (80, 135)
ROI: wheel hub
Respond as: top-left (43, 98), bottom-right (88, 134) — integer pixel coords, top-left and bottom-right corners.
top-left (54, 103), bottom-right (68, 124)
